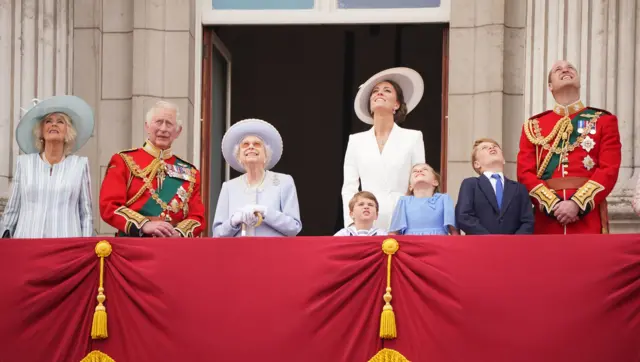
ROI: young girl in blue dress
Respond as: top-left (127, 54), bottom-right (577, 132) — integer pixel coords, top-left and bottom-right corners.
top-left (389, 163), bottom-right (458, 235)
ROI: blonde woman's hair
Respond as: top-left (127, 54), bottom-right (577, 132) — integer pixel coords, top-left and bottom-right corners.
top-left (406, 163), bottom-right (441, 195)
top-left (32, 112), bottom-right (77, 155)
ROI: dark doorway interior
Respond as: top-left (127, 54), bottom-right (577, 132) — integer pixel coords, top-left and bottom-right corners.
top-left (211, 23), bottom-right (445, 236)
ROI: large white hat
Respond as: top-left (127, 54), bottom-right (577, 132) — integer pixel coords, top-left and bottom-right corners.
top-left (354, 67), bottom-right (424, 124)
top-left (16, 95), bottom-right (95, 154)
top-left (221, 118), bottom-right (283, 172)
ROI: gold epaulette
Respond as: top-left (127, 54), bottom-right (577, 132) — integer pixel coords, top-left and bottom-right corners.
top-left (529, 183), bottom-right (560, 214)
top-left (174, 156), bottom-right (197, 170)
top-left (528, 110), bottom-right (553, 120)
top-left (117, 147), bottom-right (139, 155)
top-left (571, 180), bottom-right (605, 212)
top-left (586, 106), bottom-right (612, 116)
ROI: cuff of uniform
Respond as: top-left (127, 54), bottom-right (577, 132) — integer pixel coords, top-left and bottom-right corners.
top-left (114, 206), bottom-right (150, 237)
top-left (529, 183), bottom-right (561, 214)
top-left (570, 180), bottom-right (605, 214)
top-left (174, 219), bottom-right (201, 237)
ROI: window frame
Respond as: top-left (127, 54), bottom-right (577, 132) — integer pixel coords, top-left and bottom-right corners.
top-left (201, 0), bottom-right (450, 24)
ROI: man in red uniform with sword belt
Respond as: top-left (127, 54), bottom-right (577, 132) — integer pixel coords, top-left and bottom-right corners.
top-left (517, 60), bottom-right (622, 234)
top-left (99, 100), bottom-right (205, 237)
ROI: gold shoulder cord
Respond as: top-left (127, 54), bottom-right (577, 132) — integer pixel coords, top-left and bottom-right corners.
top-left (119, 153), bottom-right (196, 217)
top-left (119, 154), bottom-right (163, 206)
top-left (524, 112), bottom-right (602, 178)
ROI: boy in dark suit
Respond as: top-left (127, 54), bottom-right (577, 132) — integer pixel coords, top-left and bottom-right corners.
top-left (455, 138), bottom-right (534, 235)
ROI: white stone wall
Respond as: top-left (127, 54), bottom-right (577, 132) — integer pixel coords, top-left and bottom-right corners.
top-left (0, 0), bottom-right (197, 235)
top-left (74, 0), bottom-right (197, 235)
top-left (0, 0), bottom-right (74, 198)
top-left (525, 0), bottom-right (640, 232)
top-left (447, 0), bottom-right (527, 195)
top-left (1, 0), bottom-right (636, 232)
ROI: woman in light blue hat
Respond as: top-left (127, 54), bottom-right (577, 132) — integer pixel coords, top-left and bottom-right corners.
top-left (212, 118), bottom-right (302, 237)
top-left (1, 95), bottom-right (95, 238)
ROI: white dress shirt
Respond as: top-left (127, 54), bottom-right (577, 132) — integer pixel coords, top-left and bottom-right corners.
top-left (483, 171), bottom-right (505, 195)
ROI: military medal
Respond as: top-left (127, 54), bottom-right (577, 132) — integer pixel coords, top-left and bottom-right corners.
top-left (581, 136), bottom-right (595, 153)
top-left (577, 120), bottom-right (585, 134)
top-left (582, 155), bottom-right (595, 170)
top-left (170, 199), bottom-right (180, 213)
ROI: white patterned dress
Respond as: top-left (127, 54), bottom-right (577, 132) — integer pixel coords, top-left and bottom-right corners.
top-left (1, 153), bottom-right (94, 238)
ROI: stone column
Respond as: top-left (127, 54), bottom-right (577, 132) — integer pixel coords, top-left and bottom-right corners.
top-left (130, 0), bottom-right (194, 159)
top-left (524, 0), bottom-right (640, 232)
top-left (0, 0), bottom-right (73, 198)
top-left (447, 0), bottom-right (527, 199)
top-left (74, 0), bottom-right (196, 235)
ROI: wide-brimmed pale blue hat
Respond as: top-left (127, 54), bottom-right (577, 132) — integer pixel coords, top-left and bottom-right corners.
top-left (221, 118), bottom-right (283, 172)
top-left (16, 95), bottom-right (95, 154)
top-left (354, 67), bottom-right (424, 124)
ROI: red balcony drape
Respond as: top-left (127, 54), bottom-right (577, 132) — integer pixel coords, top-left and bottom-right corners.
top-left (0, 235), bottom-right (638, 362)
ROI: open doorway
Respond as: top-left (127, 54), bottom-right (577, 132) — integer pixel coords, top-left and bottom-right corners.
top-left (201, 24), bottom-right (447, 236)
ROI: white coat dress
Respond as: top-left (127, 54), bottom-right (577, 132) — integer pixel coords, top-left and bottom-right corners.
top-left (341, 123), bottom-right (426, 229)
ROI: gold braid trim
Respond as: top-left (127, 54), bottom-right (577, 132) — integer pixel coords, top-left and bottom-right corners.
top-left (524, 112), bottom-right (603, 178)
top-left (529, 183), bottom-right (560, 214)
top-left (80, 350), bottom-right (116, 362)
top-left (368, 348), bottom-right (410, 362)
top-left (114, 206), bottom-right (149, 234)
top-left (120, 153), bottom-right (195, 217)
top-left (175, 219), bottom-right (201, 237)
top-left (571, 180), bottom-right (605, 211)
top-left (119, 153), bottom-right (163, 207)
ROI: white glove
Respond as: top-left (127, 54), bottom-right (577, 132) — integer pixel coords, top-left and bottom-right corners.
top-left (242, 212), bottom-right (260, 227)
top-left (230, 212), bottom-right (243, 227)
top-left (253, 205), bottom-right (268, 218)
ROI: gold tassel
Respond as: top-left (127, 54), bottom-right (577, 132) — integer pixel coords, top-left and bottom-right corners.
top-left (80, 350), bottom-right (116, 362)
top-left (379, 238), bottom-right (399, 339)
top-left (368, 348), bottom-right (410, 362)
top-left (91, 241), bottom-right (112, 340)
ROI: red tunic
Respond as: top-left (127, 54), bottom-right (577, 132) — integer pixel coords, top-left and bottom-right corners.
top-left (99, 142), bottom-right (205, 237)
top-left (517, 101), bottom-right (621, 234)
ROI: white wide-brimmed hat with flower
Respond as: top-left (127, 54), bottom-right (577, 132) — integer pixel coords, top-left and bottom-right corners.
top-left (16, 95), bottom-right (95, 154)
top-left (353, 67), bottom-right (424, 124)
top-left (221, 118), bottom-right (283, 172)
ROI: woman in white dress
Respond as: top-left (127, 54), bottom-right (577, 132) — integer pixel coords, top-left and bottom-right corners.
top-left (1, 96), bottom-right (95, 238)
top-left (342, 67), bottom-right (426, 230)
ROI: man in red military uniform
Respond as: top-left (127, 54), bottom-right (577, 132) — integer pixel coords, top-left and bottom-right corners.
top-left (100, 101), bottom-right (205, 237)
top-left (517, 60), bottom-right (622, 234)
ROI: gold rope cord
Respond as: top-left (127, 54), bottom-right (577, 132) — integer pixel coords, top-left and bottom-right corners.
top-left (80, 350), bottom-right (116, 362)
top-left (379, 238), bottom-right (399, 339)
top-left (368, 348), bottom-right (410, 362)
top-left (91, 241), bottom-right (112, 340)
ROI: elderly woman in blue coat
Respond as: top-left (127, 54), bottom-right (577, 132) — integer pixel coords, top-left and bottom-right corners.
top-left (212, 118), bottom-right (302, 237)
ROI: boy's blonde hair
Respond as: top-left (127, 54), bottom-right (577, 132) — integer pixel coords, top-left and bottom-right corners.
top-left (348, 191), bottom-right (379, 212)
top-left (471, 138), bottom-right (502, 175)
top-left (406, 163), bottom-right (441, 195)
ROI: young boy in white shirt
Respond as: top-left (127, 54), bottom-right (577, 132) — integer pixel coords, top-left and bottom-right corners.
top-left (335, 191), bottom-right (388, 236)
